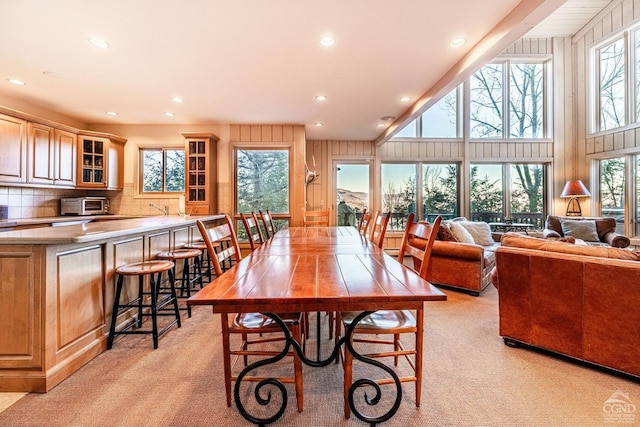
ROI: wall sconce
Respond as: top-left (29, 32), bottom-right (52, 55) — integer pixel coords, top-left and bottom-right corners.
top-left (560, 180), bottom-right (591, 216)
top-left (305, 155), bottom-right (319, 186)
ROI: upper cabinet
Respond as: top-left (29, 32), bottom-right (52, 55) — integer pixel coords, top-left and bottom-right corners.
top-left (76, 133), bottom-right (125, 190)
top-left (182, 133), bottom-right (219, 215)
top-left (26, 123), bottom-right (77, 187)
top-left (0, 112), bottom-right (27, 183)
top-left (55, 129), bottom-right (77, 186)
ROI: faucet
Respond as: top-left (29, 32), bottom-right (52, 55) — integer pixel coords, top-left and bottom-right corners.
top-left (149, 203), bottom-right (168, 216)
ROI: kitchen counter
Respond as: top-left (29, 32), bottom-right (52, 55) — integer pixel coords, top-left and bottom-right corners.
top-left (0, 215), bottom-right (214, 244)
top-left (0, 214), bottom-right (224, 393)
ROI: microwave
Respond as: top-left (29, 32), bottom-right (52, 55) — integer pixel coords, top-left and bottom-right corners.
top-left (61, 197), bottom-right (110, 215)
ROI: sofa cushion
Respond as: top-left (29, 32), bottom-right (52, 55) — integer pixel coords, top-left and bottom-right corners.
top-left (459, 221), bottom-right (494, 246)
top-left (438, 222), bottom-right (457, 242)
top-left (501, 233), bottom-right (640, 261)
top-left (560, 219), bottom-right (600, 242)
top-left (448, 221), bottom-right (475, 244)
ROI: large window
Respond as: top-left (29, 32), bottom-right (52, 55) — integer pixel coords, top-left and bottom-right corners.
top-left (599, 157), bottom-right (625, 233)
top-left (236, 149), bottom-right (289, 214)
top-left (510, 63), bottom-right (545, 138)
top-left (381, 164), bottom-right (417, 231)
top-left (421, 88), bottom-right (458, 138)
top-left (597, 37), bottom-right (626, 131)
top-left (422, 164), bottom-right (458, 220)
top-left (471, 163), bottom-right (546, 228)
top-left (470, 64), bottom-right (503, 138)
top-left (140, 148), bottom-right (185, 193)
top-left (336, 163), bottom-right (370, 227)
top-left (636, 156), bottom-right (640, 236)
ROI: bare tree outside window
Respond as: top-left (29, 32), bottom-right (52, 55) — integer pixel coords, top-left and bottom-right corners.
top-left (236, 149), bottom-right (289, 214)
top-left (381, 164), bottom-right (416, 231)
top-left (470, 164), bottom-right (503, 221)
top-left (599, 38), bottom-right (626, 130)
top-left (141, 149), bottom-right (184, 193)
top-left (422, 164), bottom-right (457, 219)
top-left (510, 164), bottom-right (543, 213)
top-left (470, 64), bottom-right (503, 138)
top-left (510, 64), bottom-right (544, 138)
top-left (600, 157), bottom-right (625, 233)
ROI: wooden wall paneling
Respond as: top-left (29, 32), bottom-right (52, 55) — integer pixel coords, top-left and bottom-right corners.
top-left (613, 2), bottom-right (623, 31)
top-left (614, 131), bottom-right (625, 150)
top-left (412, 141), bottom-right (421, 158)
top-left (623, 0), bottom-right (634, 25)
top-left (425, 141), bottom-right (435, 158)
top-left (586, 138), bottom-right (595, 154)
top-left (239, 125), bottom-right (251, 142)
top-left (593, 19), bottom-right (603, 40)
top-left (635, 0), bottom-right (640, 20)
top-left (635, 128), bottom-right (640, 148)
top-left (604, 133), bottom-right (614, 151)
top-left (595, 135), bottom-right (604, 152)
top-left (229, 124), bottom-right (240, 142)
top-left (602, 9), bottom-right (612, 36)
top-left (261, 126), bottom-right (272, 142)
top-left (272, 125), bottom-right (283, 142)
top-left (56, 245), bottom-right (104, 350)
top-left (624, 129), bottom-right (635, 149)
top-left (250, 125), bottom-right (261, 142)
top-left (282, 125), bottom-right (293, 142)
top-left (0, 246), bottom-right (40, 370)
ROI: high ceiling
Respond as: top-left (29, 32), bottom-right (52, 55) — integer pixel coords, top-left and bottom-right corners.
top-left (0, 0), bottom-right (606, 141)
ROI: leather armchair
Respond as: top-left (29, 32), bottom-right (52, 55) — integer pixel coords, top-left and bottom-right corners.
top-left (543, 215), bottom-right (630, 248)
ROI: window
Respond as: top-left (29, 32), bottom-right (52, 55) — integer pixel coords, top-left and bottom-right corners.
top-left (336, 163), bottom-right (370, 227)
top-left (510, 63), bottom-right (544, 138)
top-left (470, 64), bottom-right (503, 138)
top-left (422, 164), bottom-right (458, 220)
top-left (599, 157), bottom-right (625, 233)
top-left (421, 88), bottom-right (458, 137)
top-left (394, 119), bottom-right (418, 138)
top-left (140, 148), bottom-right (185, 193)
top-left (236, 149), bottom-right (289, 214)
top-left (381, 164), bottom-right (417, 231)
top-left (471, 163), bottom-right (546, 228)
top-left (636, 156), bottom-right (640, 236)
top-left (597, 37), bottom-right (626, 131)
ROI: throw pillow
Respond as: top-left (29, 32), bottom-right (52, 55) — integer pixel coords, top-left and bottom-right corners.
top-left (448, 221), bottom-right (475, 244)
top-left (459, 221), bottom-right (494, 246)
top-left (560, 219), bottom-right (600, 242)
top-left (438, 222), bottom-right (457, 242)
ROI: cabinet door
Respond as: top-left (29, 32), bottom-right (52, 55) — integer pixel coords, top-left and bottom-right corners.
top-left (77, 136), bottom-right (107, 188)
top-left (54, 129), bottom-right (77, 186)
top-left (27, 122), bottom-right (55, 184)
top-left (106, 140), bottom-right (124, 190)
top-left (0, 113), bottom-right (27, 183)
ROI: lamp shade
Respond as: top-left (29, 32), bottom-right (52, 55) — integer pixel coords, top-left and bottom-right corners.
top-left (560, 180), bottom-right (591, 198)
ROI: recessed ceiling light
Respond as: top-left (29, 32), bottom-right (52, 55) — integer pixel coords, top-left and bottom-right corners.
top-left (376, 123), bottom-right (387, 128)
top-left (43, 71), bottom-right (63, 78)
top-left (88, 37), bottom-right (110, 49)
top-left (7, 78), bottom-right (25, 86)
top-left (172, 96), bottom-right (183, 103)
top-left (106, 111), bottom-right (117, 116)
top-left (319, 36), bottom-right (336, 47)
top-left (400, 96), bottom-right (411, 103)
top-left (380, 115), bottom-right (395, 122)
top-left (314, 122), bottom-right (324, 127)
top-left (164, 112), bottom-right (175, 117)
top-left (315, 95), bottom-right (328, 102)
top-left (448, 38), bottom-right (467, 48)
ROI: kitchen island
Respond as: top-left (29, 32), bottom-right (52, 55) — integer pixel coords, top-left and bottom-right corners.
top-left (0, 215), bottom-right (223, 392)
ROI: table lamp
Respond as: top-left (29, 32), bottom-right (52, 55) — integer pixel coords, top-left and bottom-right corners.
top-left (560, 180), bottom-right (591, 216)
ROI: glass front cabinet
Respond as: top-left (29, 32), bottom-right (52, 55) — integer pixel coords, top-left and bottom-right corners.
top-left (76, 133), bottom-right (126, 189)
top-left (182, 132), bottom-right (218, 215)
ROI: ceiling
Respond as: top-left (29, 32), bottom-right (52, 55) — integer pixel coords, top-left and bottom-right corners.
top-left (0, 0), bottom-right (610, 141)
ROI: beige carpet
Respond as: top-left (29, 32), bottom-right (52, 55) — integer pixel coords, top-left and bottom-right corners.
top-left (1, 286), bottom-right (639, 426)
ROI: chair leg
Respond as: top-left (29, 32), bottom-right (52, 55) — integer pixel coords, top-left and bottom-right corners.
top-left (221, 313), bottom-right (233, 407)
top-left (394, 333), bottom-right (400, 366)
top-left (343, 335), bottom-right (353, 419)
top-left (107, 274), bottom-right (125, 350)
top-left (328, 311), bottom-right (334, 339)
top-left (415, 308), bottom-right (424, 407)
top-left (292, 322), bottom-right (304, 412)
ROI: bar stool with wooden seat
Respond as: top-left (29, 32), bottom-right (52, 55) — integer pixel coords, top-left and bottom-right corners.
top-left (196, 215), bottom-right (305, 412)
top-left (107, 260), bottom-right (181, 349)
top-left (156, 248), bottom-right (203, 318)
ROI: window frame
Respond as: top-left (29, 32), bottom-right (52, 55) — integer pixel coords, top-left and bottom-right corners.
top-left (138, 147), bottom-right (185, 195)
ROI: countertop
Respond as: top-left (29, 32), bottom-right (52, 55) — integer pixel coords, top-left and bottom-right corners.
top-left (0, 214), bottom-right (223, 244)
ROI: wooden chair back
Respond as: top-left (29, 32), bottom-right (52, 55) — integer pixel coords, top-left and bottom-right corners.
top-left (397, 213), bottom-right (442, 279)
top-left (303, 209), bottom-right (330, 227)
top-left (357, 209), bottom-right (372, 236)
top-left (196, 215), bottom-right (242, 277)
top-left (240, 212), bottom-right (264, 251)
top-left (369, 211), bottom-right (390, 249)
top-left (258, 209), bottom-right (276, 239)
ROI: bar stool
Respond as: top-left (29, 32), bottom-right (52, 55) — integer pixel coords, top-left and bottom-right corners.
top-left (183, 241), bottom-right (215, 282)
top-left (107, 260), bottom-right (181, 349)
top-left (156, 248), bottom-right (203, 318)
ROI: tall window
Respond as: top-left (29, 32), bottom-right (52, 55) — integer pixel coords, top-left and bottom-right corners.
top-left (140, 148), bottom-right (185, 193)
top-left (636, 156), bottom-right (640, 236)
top-left (470, 164), bottom-right (503, 220)
top-left (336, 163), bottom-right (370, 227)
top-left (598, 37), bottom-right (626, 131)
top-left (599, 157), bottom-right (625, 233)
top-left (236, 149), bottom-right (289, 214)
top-left (381, 164), bottom-right (417, 231)
top-left (510, 164), bottom-right (544, 220)
top-left (470, 64), bottom-right (503, 138)
top-left (510, 63), bottom-right (544, 138)
top-left (422, 164), bottom-right (458, 220)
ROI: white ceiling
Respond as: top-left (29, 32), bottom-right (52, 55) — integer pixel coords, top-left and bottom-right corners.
top-left (0, 0), bottom-right (607, 141)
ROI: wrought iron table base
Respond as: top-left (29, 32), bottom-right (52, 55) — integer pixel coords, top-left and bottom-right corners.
top-left (234, 311), bottom-right (402, 426)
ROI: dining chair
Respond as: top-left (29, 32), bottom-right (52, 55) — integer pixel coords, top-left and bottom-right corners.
top-left (368, 211), bottom-right (390, 248)
top-left (258, 209), bottom-right (276, 239)
top-left (340, 212), bottom-right (442, 418)
top-left (240, 212), bottom-right (264, 251)
top-left (357, 209), bottom-right (372, 236)
top-left (303, 209), bottom-right (330, 227)
top-left (196, 215), bottom-right (305, 412)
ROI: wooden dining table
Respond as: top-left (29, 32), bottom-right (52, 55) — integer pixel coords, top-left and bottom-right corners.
top-left (188, 226), bottom-right (447, 426)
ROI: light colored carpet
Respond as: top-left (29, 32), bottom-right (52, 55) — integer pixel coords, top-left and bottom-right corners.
top-left (1, 286), bottom-right (639, 426)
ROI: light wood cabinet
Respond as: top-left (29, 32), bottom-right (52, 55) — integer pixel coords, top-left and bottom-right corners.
top-left (55, 129), bottom-right (77, 186)
top-left (0, 112), bottom-right (27, 183)
top-left (27, 124), bottom-right (77, 187)
top-left (182, 133), bottom-right (219, 215)
top-left (76, 133), bottom-right (125, 190)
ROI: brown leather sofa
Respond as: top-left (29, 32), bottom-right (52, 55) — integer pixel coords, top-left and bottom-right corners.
top-left (544, 215), bottom-right (630, 248)
top-left (493, 233), bottom-right (640, 378)
top-left (426, 236), bottom-right (500, 296)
